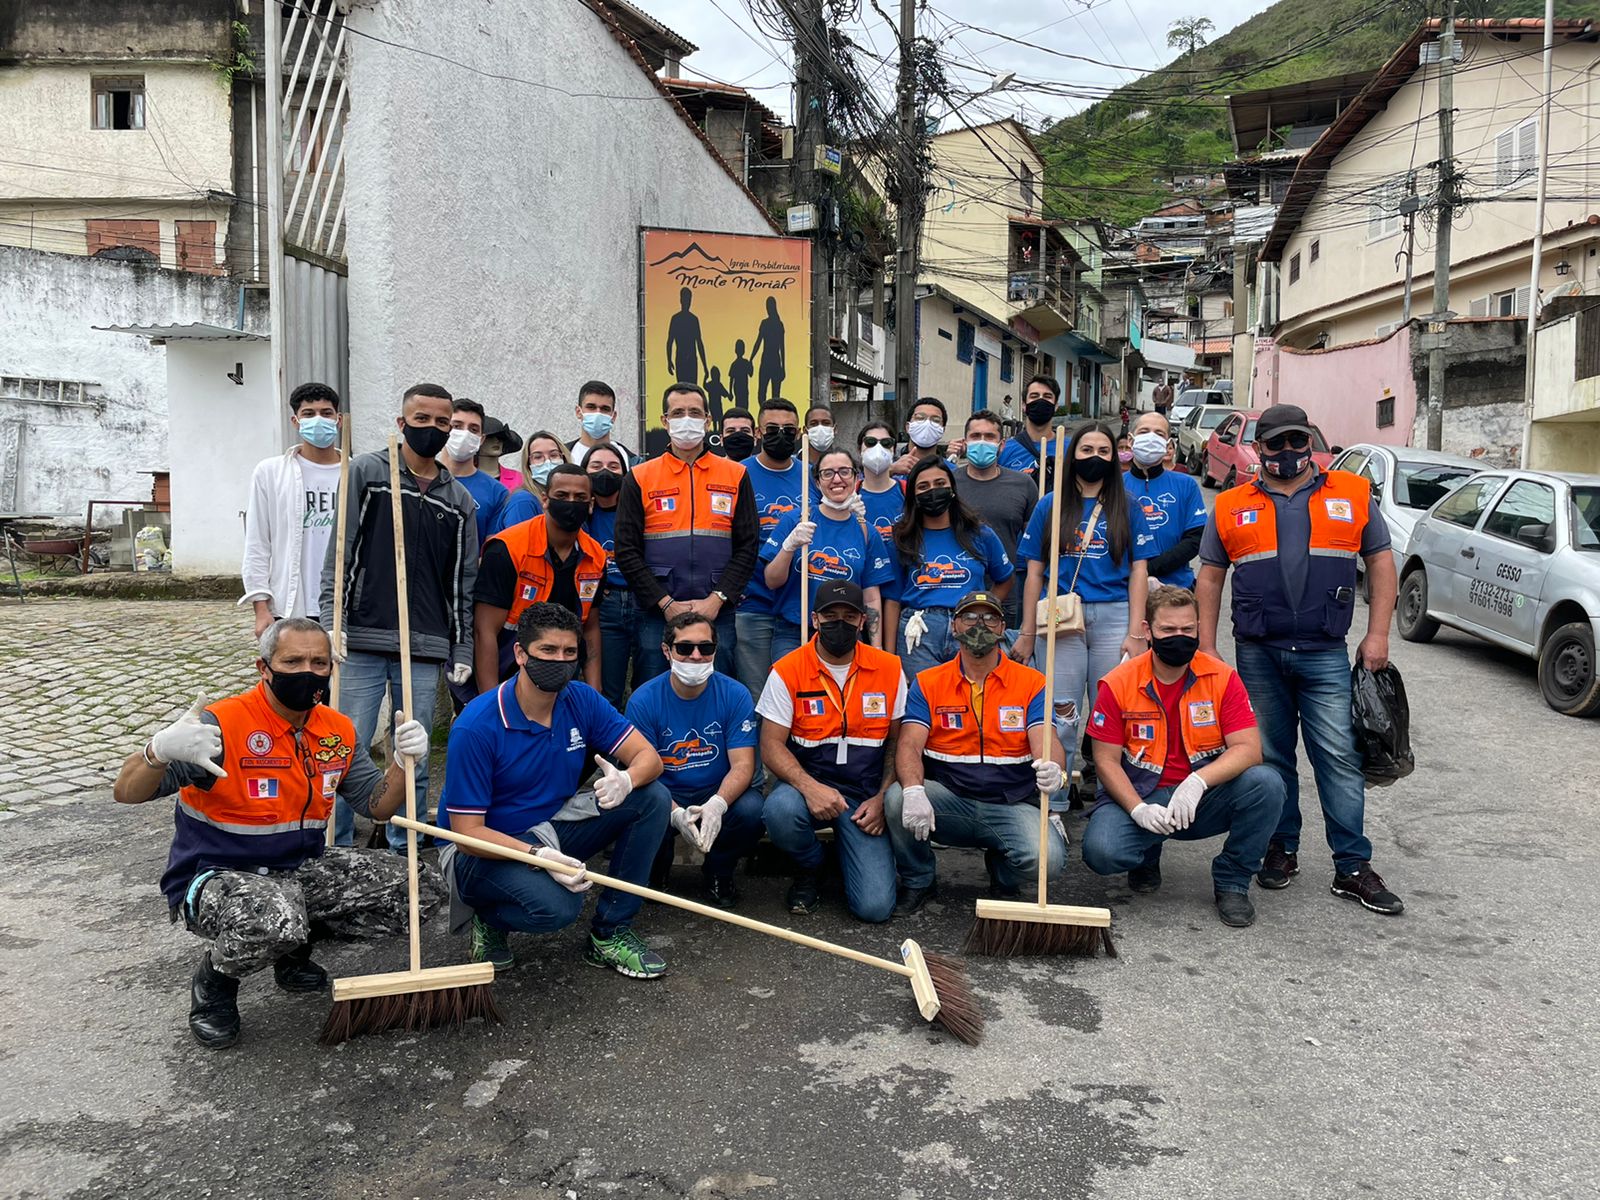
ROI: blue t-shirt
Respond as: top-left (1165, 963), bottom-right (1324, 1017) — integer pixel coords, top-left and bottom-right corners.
top-left (1123, 469), bottom-right (1208, 589)
top-left (999, 431), bottom-right (1064, 479)
top-left (494, 488), bottom-right (542, 535)
top-left (1017, 493), bottom-right (1156, 602)
top-left (585, 504), bottom-right (627, 586)
top-left (740, 456), bottom-right (806, 615)
top-left (891, 524), bottom-right (1014, 609)
top-left (761, 508), bottom-right (897, 626)
top-left (456, 469), bottom-right (508, 547)
top-left (439, 679), bottom-right (634, 834)
top-left (625, 672), bottom-right (757, 806)
top-left (860, 483), bottom-right (905, 548)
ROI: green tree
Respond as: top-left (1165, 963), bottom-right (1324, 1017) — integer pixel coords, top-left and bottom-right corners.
top-left (1166, 17), bottom-right (1215, 54)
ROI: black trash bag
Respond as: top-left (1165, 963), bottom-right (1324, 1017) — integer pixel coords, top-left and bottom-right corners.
top-left (1351, 664), bottom-right (1414, 787)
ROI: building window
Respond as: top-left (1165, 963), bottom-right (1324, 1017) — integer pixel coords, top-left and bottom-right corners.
top-left (1000, 345), bottom-right (1015, 383)
top-left (175, 220), bottom-right (220, 275)
top-left (85, 219), bottom-right (161, 262)
top-left (92, 76), bottom-right (145, 130)
top-left (1474, 288), bottom-right (1530, 318)
top-left (1289, 253), bottom-right (1301, 285)
top-left (956, 319), bottom-right (975, 364)
top-left (1021, 163), bottom-right (1037, 213)
top-left (1366, 177), bottom-right (1405, 240)
top-left (1376, 396), bottom-right (1395, 428)
top-left (1040, 352), bottom-right (1056, 378)
top-left (1310, 239), bottom-right (1320, 263)
top-left (1496, 118), bottom-right (1537, 189)
top-left (0, 377), bottom-right (94, 405)
top-left (937, 328), bottom-right (953, 341)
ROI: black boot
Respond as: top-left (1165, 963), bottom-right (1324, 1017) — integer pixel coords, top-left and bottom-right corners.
top-left (273, 943), bottom-right (329, 993)
top-left (189, 952), bottom-right (241, 1049)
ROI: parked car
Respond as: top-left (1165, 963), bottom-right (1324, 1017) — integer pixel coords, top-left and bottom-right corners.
top-left (1169, 403), bottom-right (1196, 428)
top-left (1331, 444), bottom-right (1480, 594)
top-left (1175, 403), bottom-right (1241, 471)
top-left (1200, 409), bottom-right (1334, 488)
top-left (1398, 469), bottom-right (1600, 716)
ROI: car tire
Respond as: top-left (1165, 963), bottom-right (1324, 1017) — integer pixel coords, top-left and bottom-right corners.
top-left (1538, 621), bottom-right (1600, 717)
top-left (1225, 468), bottom-right (1237, 490)
top-left (1397, 568), bottom-right (1438, 643)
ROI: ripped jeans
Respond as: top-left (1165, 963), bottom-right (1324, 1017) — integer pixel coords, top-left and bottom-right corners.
top-left (1034, 598), bottom-right (1128, 812)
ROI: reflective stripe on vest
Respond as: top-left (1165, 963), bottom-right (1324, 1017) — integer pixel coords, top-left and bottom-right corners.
top-left (772, 641), bottom-right (900, 804)
top-left (1098, 652), bottom-right (1233, 801)
top-left (632, 451), bottom-right (744, 600)
top-left (486, 515), bottom-right (608, 628)
top-left (911, 655), bottom-right (1048, 804)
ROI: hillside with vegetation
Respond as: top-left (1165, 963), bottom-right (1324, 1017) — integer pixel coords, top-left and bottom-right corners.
top-left (1037, 0), bottom-right (1592, 225)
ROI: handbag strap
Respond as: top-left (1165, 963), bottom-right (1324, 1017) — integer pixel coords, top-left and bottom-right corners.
top-left (1062, 499), bottom-right (1102, 596)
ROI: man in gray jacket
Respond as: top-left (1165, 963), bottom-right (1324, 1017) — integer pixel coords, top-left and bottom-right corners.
top-left (321, 382), bottom-right (479, 848)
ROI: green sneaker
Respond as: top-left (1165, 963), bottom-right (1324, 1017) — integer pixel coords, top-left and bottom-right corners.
top-left (584, 926), bottom-right (667, 979)
top-left (470, 916), bottom-right (514, 971)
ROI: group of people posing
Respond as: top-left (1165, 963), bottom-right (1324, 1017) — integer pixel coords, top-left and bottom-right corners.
top-left (116, 371), bottom-right (1405, 1049)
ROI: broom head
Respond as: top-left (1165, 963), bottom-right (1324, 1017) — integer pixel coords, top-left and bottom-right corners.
top-left (320, 962), bottom-right (500, 1045)
top-left (965, 900), bottom-right (1117, 958)
top-left (900, 939), bottom-right (984, 1046)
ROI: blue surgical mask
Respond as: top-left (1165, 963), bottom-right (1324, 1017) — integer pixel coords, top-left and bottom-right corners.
top-left (298, 415), bottom-right (338, 449)
top-left (529, 461), bottom-right (557, 487)
top-left (966, 441), bottom-right (999, 468)
top-left (581, 412), bottom-right (614, 438)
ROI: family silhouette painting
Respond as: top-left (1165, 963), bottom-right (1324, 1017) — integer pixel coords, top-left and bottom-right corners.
top-left (666, 289), bottom-right (787, 423)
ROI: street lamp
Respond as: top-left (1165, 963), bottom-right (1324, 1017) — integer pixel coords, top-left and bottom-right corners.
top-left (1555, 259), bottom-right (1572, 277)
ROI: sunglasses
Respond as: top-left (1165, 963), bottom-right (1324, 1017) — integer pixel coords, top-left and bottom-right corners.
top-left (860, 435), bottom-right (895, 448)
top-left (671, 640), bottom-right (717, 658)
top-left (761, 424), bottom-right (797, 437)
top-left (1262, 432), bottom-right (1311, 451)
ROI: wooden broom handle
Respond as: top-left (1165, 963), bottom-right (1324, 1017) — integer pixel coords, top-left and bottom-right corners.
top-left (325, 419), bottom-right (351, 846)
top-left (395, 816), bottom-right (914, 981)
top-left (1037, 430), bottom-right (1048, 500)
top-left (387, 436), bottom-right (421, 975)
top-left (799, 432), bottom-right (810, 633)
top-left (1037, 430), bottom-right (1069, 907)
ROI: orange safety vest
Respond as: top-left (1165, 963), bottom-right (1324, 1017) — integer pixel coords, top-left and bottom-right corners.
top-left (1213, 469), bottom-right (1369, 644)
top-left (485, 515), bottom-right (608, 627)
top-left (631, 450), bottom-right (745, 600)
top-left (160, 682), bottom-right (357, 905)
top-left (1096, 650), bottom-right (1233, 799)
top-left (912, 655), bottom-right (1047, 804)
top-left (770, 640), bottom-right (901, 803)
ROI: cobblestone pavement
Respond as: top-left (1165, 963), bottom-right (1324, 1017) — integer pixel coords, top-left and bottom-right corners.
top-left (0, 599), bottom-right (256, 815)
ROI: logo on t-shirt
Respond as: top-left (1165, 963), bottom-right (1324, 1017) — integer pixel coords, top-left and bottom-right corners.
top-left (762, 497), bottom-right (799, 532)
top-left (1138, 497), bottom-right (1169, 530)
top-left (807, 547), bottom-right (856, 581)
top-left (914, 556), bottom-right (973, 589)
top-left (873, 516), bottom-right (894, 543)
top-left (566, 727), bottom-right (585, 753)
top-left (1091, 710), bottom-right (1107, 729)
top-left (660, 731), bottom-right (721, 771)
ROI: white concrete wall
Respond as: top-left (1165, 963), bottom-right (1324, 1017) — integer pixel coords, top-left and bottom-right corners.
top-left (341, 0), bottom-right (776, 452)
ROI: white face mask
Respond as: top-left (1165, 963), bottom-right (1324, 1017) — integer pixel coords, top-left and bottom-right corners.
top-left (807, 425), bottom-right (835, 452)
top-left (445, 429), bottom-right (482, 462)
top-left (1131, 432), bottom-right (1168, 467)
top-left (668, 416), bottom-right (706, 449)
top-left (861, 445), bottom-right (894, 475)
top-left (908, 418), bottom-right (944, 449)
top-left (670, 658), bottom-right (715, 687)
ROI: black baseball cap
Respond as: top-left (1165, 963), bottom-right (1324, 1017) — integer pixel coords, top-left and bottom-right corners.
top-left (953, 590), bottom-right (1005, 618)
top-left (1255, 405), bottom-right (1313, 440)
top-left (482, 415), bottom-right (523, 453)
top-left (813, 580), bottom-right (867, 614)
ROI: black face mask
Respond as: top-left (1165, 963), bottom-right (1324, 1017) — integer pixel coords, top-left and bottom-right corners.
top-left (403, 423), bottom-right (450, 459)
top-left (265, 668), bottom-right (329, 712)
top-left (762, 428), bottom-right (797, 460)
top-left (1151, 634), bottom-right (1200, 668)
top-left (523, 657), bottom-right (578, 693)
top-left (1025, 399), bottom-right (1057, 426)
top-left (723, 431), bottom-right (755, 461)
top-left (546, 498), bottom-right (590, 532)
top-left (816, 619), bottom-right (860, 656)
top-left (1075, 455), bottom-right (1114, 483)
top-left (588, 470), bottom-right (622, 498)
top-left (914, 487), bottom-right (954, 517)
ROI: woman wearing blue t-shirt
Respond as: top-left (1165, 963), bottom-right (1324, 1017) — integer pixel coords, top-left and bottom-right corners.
top-left (1013, 422), bottom-right (1153, 805)
top-left (584, 443), bottom-right (633, 709)
top-left (762, 447), bottom-right (895, 662)
top-left (884, 457), bottom-right (1015, 681)
top-left (857, 420), bottom-right (905, 548)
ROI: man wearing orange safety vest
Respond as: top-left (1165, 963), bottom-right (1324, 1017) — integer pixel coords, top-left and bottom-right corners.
top-left (473, 464), bottom-right (607, 694)
top-left (613, 383), bottom-right (760, 686)
top-left (1082, 586), bottom-right (1284, 927)
top-left (111, 618), bottom-right (442, 1048)
top-left (885, 590), bottom-right (1068, 914)
top-left (1196, 404), bottom-right (1404, 916)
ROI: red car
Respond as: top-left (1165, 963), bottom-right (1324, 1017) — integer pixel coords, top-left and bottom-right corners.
top-left (1202, 409), bottom-right (1335, 489)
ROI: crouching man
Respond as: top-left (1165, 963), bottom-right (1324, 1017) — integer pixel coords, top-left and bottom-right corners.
top-left (1080, 586), bottom-right (1284, 927)
top-left (112, 617), bottom-right (437, 1049)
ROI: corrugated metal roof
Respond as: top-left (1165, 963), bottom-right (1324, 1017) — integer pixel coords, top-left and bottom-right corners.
top-left (94, 322), bottom-right (267, 342)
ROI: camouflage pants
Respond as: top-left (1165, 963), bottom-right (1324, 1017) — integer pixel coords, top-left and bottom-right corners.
top-left (186, 849), bottom-right (446, 978)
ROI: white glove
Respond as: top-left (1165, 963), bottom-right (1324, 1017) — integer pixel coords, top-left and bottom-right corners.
top-left (669, 804), bottom-right (701, 842)
top-left (150, 693), bottom-right (227, 778)
top-left (690, 794), bottom-right (727, 852)
top-left (447, 662), bottom-right (472, 686)
top-left (332, 629), bottom-right (348, 664)
top-left (1032, 758), bottom-right (1063, 795)
top-left (534, 846), bottom-right (591, 893)
top-left (392, 713), bottom-right (428, 762)
top-left (1049, 812), bottom-right (1069, 846)
top-left (903, 609), bottom-right (929, 651)
top-left (848, 494), bottom-right (868, 522)
top-left (1130, 801), bottom-right (1177, 836)
top-left (1167, 774), bottom-right (1208, 831)
top-left (592, 755), bottom-right (634, 810)
top-left (782, 520), bottom-right (817, 552)
top-left (900, 784), bottom-right (936, 841)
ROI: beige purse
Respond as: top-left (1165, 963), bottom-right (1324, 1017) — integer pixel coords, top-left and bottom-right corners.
top-left (1034, 500), bottom-right (1101, 636)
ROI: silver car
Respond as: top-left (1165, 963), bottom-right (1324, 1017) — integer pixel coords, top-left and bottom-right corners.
top-left (1175, 403), bottom-right (1241, 472)
top-left (1398, 469), bottom-right (1600, 716)
top-left (1331, 444), bottom-right (1480, 596)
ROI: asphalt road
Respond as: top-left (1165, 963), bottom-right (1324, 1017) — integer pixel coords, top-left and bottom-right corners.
top-left (3, 603), bottom-right (1597, 1200)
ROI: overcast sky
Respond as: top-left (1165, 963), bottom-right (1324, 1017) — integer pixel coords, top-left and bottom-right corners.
top-left (644, 0), bottom-right (1273, 125)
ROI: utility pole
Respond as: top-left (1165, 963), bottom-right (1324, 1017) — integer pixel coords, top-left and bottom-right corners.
top-left (892, 0), bottom-right (923, 427)
top-left (1425, 0), bottom-right (1457, 451)
top-left (792, 0), bottom-right (832, 409)
top-left (1520, 0), bottom-right (1557, 467)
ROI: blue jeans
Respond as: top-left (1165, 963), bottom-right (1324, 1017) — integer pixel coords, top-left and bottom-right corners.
top-left (334, 651), bottom-right (441, 849)
top-left (734, 609), bottom-right (779, 701)
top-left (1080, 766), bottom-right (1284, 893)
top-left (657, 786), bottom-right (766, 878)
top-left (597, 587), bottom-right (638, 710)
top-left (883, 780), bottom-right (1067, 891)
top-left (896, 606), bottom-right (957, 683)
top-left (1232, 642), bottom-right (1372, 872)
top-left (762, 783), bottom-right (895, 923)
top-left (636, 607), bottom-right (737, 688)
top-left (1036, 599), bottom-right (1128, 811)
top-left (453, 780), bottom-right (671, 937)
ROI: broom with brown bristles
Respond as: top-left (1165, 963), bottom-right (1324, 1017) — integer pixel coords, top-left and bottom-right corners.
top-left (320, 436), bottom-right (501, 1044)
top-left (966, 428), bottom-right (1116, 958)
top-left (397, 816), bottom-right (984, 1046)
